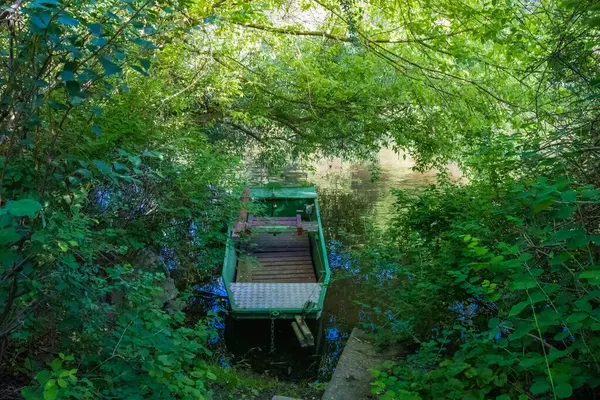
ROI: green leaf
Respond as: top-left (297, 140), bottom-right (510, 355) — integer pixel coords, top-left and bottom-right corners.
top-left (132, 37), bottom-right (157, 49)
top-left (554, 205), bottom-right (576, 219)
top-left (566, 312), bottom-right (588, 323)
top-left (31, 12), bottom-right (52, 30)
top-left (57, 378), bottom-right (67, 388)
top-left (37, 370), bottom-right (51, 386)
top-left (0, 227), bottom-right (20, 245)
top-left (510, 321), bottom-right (533, 340)
top-left (50, 358), bottom-right (62, 372)
top-left (579, 270), bottom-right (600, 280)
top-left (90, 37), bottom-right (109, 47)
top-left (6, 199), bottom-right (42, 217)
top-left (508, 301), bottom-right (530, 317)
top-left (128, 155), bottom-right (142, 168)
top-left (534, 199), bottom-right (553, 213)
top-left (157, 354), bottom-right (175, 366)
top-left (554, 383), bottom-right (573, 399)
top-left (60, 70), bottom-right (75, 81)
top-left (57, 15), bottom-right (79, 26)
top-left (75, 168), bottom-right (93, 179)
top-left (131, 65), bottom-right (149, 77)
top-left (87, 23), bottom-right (103, 36)
top-left (92, 125), bottom-right (102, 137)
top-left (575, 299), bottom-right (592, 313)
top-left (93, 160), bottom-right (112, 175)
top-left (43, 385), bottom-right (58, 400)
top-left (100, 58), bottom-right (122, 77)
top-left (139, 58), bottom-right (152, 70)
top-left (530, 380), bottom-right (550, 394)
top-left (113, 162), bottom-right (130, 172)
top-left (206, 371), bottom-right (217, 380)
top-left (560, 190), bottom-right (577, 203)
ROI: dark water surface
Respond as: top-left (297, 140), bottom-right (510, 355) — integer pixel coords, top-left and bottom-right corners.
top-left (194, 150), bottom-right (454, 384)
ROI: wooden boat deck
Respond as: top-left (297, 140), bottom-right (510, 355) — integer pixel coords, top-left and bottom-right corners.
top-left (236, 232), bottom-right (317, 283)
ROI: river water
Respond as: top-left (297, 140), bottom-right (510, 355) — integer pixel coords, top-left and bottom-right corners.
top-left (196, 149), bottom-right (460, 385)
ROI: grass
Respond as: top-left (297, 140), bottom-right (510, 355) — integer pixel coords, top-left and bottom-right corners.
top-left (209, 364), bottom-right (325, 400)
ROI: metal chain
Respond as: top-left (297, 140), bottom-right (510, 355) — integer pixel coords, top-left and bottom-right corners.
top-left (269, 311), bottom-right (279, 353)
top-left (270, 318), bottom-right (276, 353)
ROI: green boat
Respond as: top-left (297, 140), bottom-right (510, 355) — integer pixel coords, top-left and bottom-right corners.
top-left (222, 186), bottom-right (330, 320)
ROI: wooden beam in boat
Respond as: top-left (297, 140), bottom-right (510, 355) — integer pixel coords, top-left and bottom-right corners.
top-left (295, 315), bottom-right (315, 346)
top-left (291, 321), bottom-right (310, 348)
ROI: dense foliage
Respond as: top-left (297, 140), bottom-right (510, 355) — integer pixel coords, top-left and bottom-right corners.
top-left (0, 0), bottom-right (242, 398)
top-left (3, 0), bottom-right (600, 398)
top-left (352, 0), bottom-right (600, 398)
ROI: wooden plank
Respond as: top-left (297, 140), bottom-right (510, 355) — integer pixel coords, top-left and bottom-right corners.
top-left (254, 232), bottom-right (308, 238)
top-left (250, 265), bottom-right (314, 272)
top-left (251, 247), bottom-right (309, 253)
top-left (254, 276), bottom-right (315, 281)
top-left (257, 255), bottom-right (312, 262)
top-left (259, 261), bottom-right (313, 269)
top-left (250, 264), bottom-right (314, 271)
top-left (256, 251), bottom-right (310, 258)
top-left (248, 216), bottom-right (300, 227)
top-left (250, 272), bottom-right (315, 279)
top-left (251, 277), bottom-right (316, 283)
top-left (251, 268), bottom-right (314, 275)
top-left (253, 236), bottom-right (308, 244)
top-left (252, 232), bottom-right (308, 240)
top-left (251, 274), bottom-right (315, 280)
top-left (235, 227), bottom-right (319, 283)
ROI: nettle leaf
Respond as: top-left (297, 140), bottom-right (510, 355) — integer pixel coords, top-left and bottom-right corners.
top-left (6, 199), bottom-right (42, 217)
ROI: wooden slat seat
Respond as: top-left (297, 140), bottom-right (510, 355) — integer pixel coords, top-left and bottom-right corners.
top-left (235, 231), bottom-right (317, 283)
